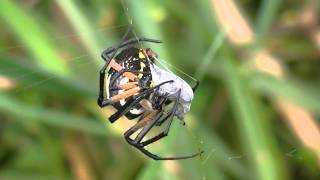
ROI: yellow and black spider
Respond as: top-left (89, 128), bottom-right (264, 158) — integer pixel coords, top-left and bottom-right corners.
top-left (97, 27), bottom-right (202, 160)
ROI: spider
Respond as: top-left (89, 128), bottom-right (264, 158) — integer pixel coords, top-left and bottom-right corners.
top-left (97, 26), bottom-right (203, 160)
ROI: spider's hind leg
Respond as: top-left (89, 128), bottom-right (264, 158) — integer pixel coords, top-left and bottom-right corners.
top-left (192, 80), bottom-right (200, 92)
top-left (124, 110), bottom-right (203, 160)
top-left (140, 89), bottom-right (181, 146)
top-left (124, 89), bottom-right (203, 160)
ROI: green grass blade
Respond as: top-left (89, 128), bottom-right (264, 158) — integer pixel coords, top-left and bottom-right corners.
top-left (0, 56), bottom-right (95, 97)
top-left (127, 0), bottom-right (169, 61)
top-left (198, 125), bottom-right (249, 179)
top-left (254, 0), bottom-right (282, 47)
top-left (56, 0), bottom-right (105, 66)
top-left (221, 55), bottom-right (286, 180)
top-left (194, 29), bottom-right (226, 80)
top-left (0, 1), bottom-right (70, 76)
top-left (251, 73), bottom-right (320, 116)
top-left (0, 93), bottom-right (108, 136)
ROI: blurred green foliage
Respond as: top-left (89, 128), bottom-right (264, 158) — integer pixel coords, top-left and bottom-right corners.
top-left (0, 0), bottom-right (319, 180)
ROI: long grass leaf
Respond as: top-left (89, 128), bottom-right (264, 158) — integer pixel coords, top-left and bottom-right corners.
top-left (254, 0), bottom-right (282, 46)
top-left (0, 1), bottom-right (69, 76)
top-left (0, 93), bottom-right (108, 136)
top-left (0, 56), bottom-right (95, 97)
top-left (56, 0), bottom-right (105, 66)
top-left (251, 73), bottom-right (320, 116)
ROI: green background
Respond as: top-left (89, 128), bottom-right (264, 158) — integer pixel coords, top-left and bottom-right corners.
top-left (0, 0), bottom-right (319, 179)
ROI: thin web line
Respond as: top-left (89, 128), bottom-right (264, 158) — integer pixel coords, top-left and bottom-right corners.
top-left (120, 0), bottom-right (197, 84)
top-left (13, 53), bottom-right (96, 92)
top-left (120, 0), bottom-right (205, 169)
top-left (1, 20), bottom-right (130, 90)
top-left (0, 24), bottom-right (129, 53)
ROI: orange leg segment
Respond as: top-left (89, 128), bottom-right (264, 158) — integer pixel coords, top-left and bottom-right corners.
top-left (118, 82), bottom-right (138, 90)
top-left (110, 86), bottom-right (141, 103)
top-left (110, 59), bottom-right (137, 81)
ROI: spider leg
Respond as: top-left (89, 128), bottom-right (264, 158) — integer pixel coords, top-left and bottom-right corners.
top-left (101, 37), bottom-right (162, 61)
top-left (97, 26), bottom-right (133, 107)
top-left (98, 66), bottom-right (142, 107)
top-left (140, 89), bottom-right (180, 146)
top-left (98, 25), bottom-right (161, 108)
top-left (126, 90), bottom-right (203, 160)
top-left (109, 82), bottom-right (138, 91)
top-left (98, 68), bottom-right (142, 107)
top-left (108, 90), bottom-right (149, 123)
top-left (124, 107), bottom-right (203, 160)
top-left (102, 25), bottom-right (133, 65)
top-left (109, 69), bottom-right (149, 87)
top-left (99, 61), bottom-right (151, 107)
top-left (140, 112), bottom-right (173, 146)
top-left (152, 94), bottom-right (170, 126)
top-left (132, 112), bottom-right (163, 144)
top-left (97, 63), bottom-right (110, 107)
top-left (123, 111), bottom-right (161, 144)
top-left (108, 80), bottom-right (173, 123)
top-left (192, 80), bottom-right (200, 92)
top-left (138, 147), bottom-right (203, 161)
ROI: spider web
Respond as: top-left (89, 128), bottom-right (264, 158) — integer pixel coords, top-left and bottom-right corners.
top-left (117, 2), bottom-right (307, 180)
top-left (119, 1), bottom-right (216, 179)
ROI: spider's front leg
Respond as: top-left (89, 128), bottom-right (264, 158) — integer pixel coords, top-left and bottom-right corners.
top-left (97, 63), bottom-right (110, 107)
top-left (101, 37), bottom-right (162, 61)
top-left (98, 25), bottom-right (134, 107)
top-left (97, 59), bottom-right (147, 107)
top-left (97, 62), bottom-right (140, 107)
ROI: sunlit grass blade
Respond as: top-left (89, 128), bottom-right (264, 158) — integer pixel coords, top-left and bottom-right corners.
top-left (56, 0), bottom-right (106, 66)
top-left (254, 0), bottom-right (282, 46)
top-left (195, 29), bottom-right (226, 80)
top-left (0, 93), bottom-right (108, 136)
top-left (0, 1), bottom-right (69, 76)
top-left (127, 0), bottom-right (169, 60)
top-left (251, 73), bottom-right (320, 116)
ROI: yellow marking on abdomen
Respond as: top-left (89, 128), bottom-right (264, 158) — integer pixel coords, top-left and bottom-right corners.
top-left (138, 62), bottom-right (146, 79)
top-left (139, 52), bottom-right (145, 59)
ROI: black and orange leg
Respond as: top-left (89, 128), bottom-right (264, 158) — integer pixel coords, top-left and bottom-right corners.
top-left (124, 90), bottom-right (203, 160)
top-left (101, 37), bottom-right (162, 61)
top-left (97, 26), bottom-right (133, 107)
top-left (108, 80), bottom-right (173, 123)
top-left (139, 89), bottom-right (180, 146)
top-left (97, 63), bottom-right (110, 107)
top-left (192, 80), bottom-right (200, 92)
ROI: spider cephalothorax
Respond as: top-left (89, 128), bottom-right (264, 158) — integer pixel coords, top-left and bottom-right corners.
top-left (97, 27), bottom-right (202, 160)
